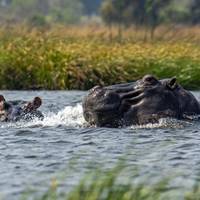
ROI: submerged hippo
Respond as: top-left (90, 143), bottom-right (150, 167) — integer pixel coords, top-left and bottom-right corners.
top-left (83, 75), bottom-right (200, 127)
top-left (0, 95), bottom-right (44, 122)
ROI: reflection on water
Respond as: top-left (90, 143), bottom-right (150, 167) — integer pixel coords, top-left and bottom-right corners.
top-left (0, 90), bottom-right (200, 199)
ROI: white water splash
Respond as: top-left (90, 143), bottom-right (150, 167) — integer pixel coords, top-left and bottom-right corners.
top-left (0, 105), bottom-right (197, 129)
top-left (0, 104), bottom-right (87, 128)
top-left (41, 103), bottom-right (86, 127)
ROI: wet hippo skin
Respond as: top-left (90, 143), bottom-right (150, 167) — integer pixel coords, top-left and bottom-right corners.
top-left (83, 75), bottom-right (200, 127)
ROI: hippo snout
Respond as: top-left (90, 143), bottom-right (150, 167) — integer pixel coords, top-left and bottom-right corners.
top-left (83, 86), bottom-right (123, 127)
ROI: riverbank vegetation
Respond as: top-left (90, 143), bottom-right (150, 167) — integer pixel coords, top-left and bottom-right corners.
top-left (0, 25), bottom-right (200, 90)
top-left (23, 163), bottom-right (200, 200)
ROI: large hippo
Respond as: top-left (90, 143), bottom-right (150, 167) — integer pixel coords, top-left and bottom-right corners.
top-left (0, 95), bottom-right (44, 122)
top-left (83, 75), bottom-right (200, 127)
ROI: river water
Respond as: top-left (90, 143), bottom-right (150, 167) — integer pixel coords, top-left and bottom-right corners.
top-left (1, 90), bottom-right (200, 199)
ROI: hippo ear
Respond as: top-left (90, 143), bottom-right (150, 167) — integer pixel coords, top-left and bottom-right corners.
top-left (0, 95), bottom-right (5, 102)
top-left (24, 97), bottom-right (42, 112)
top-left (167, 77), bottom-right (177, 90)
top-left (33, 97), bottom-right (42, 108)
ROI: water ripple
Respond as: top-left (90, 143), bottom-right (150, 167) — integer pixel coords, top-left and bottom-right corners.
top-left (0, 91), bottom-right (200, 200)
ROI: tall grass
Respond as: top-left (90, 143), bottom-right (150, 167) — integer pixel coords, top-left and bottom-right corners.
top-left (0, 25), bottom-right (200, 90)
top-left (22, 163), bottom-right (200, 200)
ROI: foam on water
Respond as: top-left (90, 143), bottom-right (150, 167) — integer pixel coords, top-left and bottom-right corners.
top-left (0, 103), bottom-right (196, 129)
top-left (0, 104), bottom-right (86, 128)
top-left (130, 118), bottom-right (193, 129)
top-left (39, 103), bottom-right (86, 127)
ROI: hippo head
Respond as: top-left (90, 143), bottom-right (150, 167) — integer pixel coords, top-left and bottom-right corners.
top-left (83, 75), bottom-right (200, 127)
top-left (0, 96), bottom-right (43, 122)
top-left (83, 85), bottom-right (123, 127)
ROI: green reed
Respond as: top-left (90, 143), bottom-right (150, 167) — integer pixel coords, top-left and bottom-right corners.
top-left (21, 162), bottom-right (200, 200)
top-left (0, 25), bottom-right (200, 90)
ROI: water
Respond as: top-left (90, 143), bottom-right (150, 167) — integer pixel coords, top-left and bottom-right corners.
top-left (1, 90), bottom-right (200, 199)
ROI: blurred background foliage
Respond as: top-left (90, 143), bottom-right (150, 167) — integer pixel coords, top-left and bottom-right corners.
top-left (0, 0), bottom-right (199, 27)
top-left (0, 0), bottom-right (200, 90)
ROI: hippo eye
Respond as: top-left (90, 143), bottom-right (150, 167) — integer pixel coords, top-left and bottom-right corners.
top-left (145, 77), bottom-right (153, 82)
top-left (143, 75), bottom-right (158, 85)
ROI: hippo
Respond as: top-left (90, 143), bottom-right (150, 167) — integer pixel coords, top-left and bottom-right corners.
top-left (0, 95), bottom-right (44, 122)
top-left (83, 75), bottom-right (200, 127)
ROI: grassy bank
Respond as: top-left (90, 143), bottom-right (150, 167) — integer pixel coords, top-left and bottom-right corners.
top-left (22, 163), bottom-right (200, 200)
top-left (0, 25), bottom-right (200, 90)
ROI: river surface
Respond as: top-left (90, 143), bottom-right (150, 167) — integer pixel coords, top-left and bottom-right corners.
top-left (1, 91), bottom-right (200, 199)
